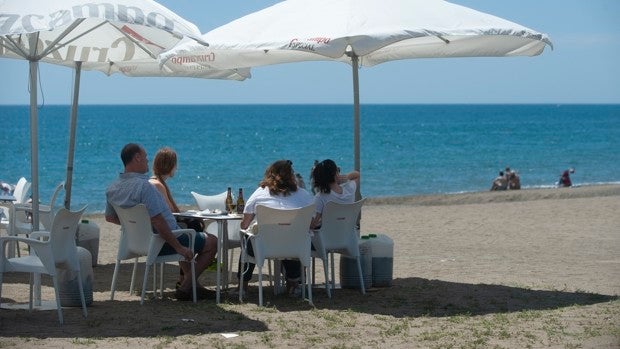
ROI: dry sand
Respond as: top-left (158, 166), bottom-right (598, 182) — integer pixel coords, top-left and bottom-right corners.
top-left (1, 185), bottom-right (619, 348)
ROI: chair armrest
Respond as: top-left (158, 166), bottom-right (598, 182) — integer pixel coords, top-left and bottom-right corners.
top-left (239, 222), bottom-right (258, 237)
top-left (171, 228), bottom-right (197, 256)
top-left (30, 230), bottom-right (51, 240)
top-left (0, 235), bottom-right (48, 252)
top-left (171, 228), bottom-right (196, 239)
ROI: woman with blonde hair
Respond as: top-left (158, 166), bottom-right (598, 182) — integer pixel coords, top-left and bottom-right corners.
top-left (149, 147), bottom-right (180, 212)
top-left (150, 147), bottom-right (207, 289)
top-left (150, 147), bottom-right (205, 232)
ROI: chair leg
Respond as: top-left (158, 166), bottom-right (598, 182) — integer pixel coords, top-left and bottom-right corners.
top-left (305, 263), bottom-right (313, 306)
top-left (51, 275), bottom-right (64, 325)
top-left (190, 258), bottom-right (197, 303)
top-left (311, 257), bottom-right (316, 285)
top-left (257, 265), bottom-right (264, 306)
top-left (330, 253), bottom-right (336, 291)
top-left (77, 270), bottom-right (88, 318)
top-left (0, 271), bottom-right (3, 309)
top-left (227, 248), bottom-right (235, 290)
top-left (110, 260), bottom-right (121, 300)
top-left (273, 260), bottom-right (282, 295)
top-left (141, 262), bottom-right (151, 305)
top-left (152, 263), bottom-right (158, 299)
top-left (321, 256), bottom-right (331, 299)
top-left (129, 258), bottom-right (139, 295)
top-left (356, 257), bottom-right (366, 295)
top-left (28, 273), bottom-right (34, 312)
top-left (268, 259), bottom-right (273, 287)
top-left (300, 264), bottom-right (305, 299)
top-left (158, 263), bottom-right (164, 298)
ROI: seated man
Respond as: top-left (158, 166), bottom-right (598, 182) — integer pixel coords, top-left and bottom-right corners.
top-left (490, 171), bottom-right (508, 191)
top-left (105, 143), bottom-right (217, 301)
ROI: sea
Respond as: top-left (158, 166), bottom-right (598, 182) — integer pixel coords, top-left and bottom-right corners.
top-left (1, 104), bottom-right (619, 214)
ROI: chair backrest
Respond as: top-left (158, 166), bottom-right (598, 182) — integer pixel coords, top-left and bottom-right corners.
top-left (111, 204), bottom-right (153, 258)
top-left (40, 181), bottom-right (65, 230)
top-left (48, 181), bottom-right (65, 208)
top-left (48, 206), bottom-right (86, 268)
top-left (253, 204), bottom-right (315, 263)
top-left (13, 177), bottom-right (30, 204)
top-left (319, 199), bottom-right (365, 256)
top-left (191, 191), bottom-right (227, 211)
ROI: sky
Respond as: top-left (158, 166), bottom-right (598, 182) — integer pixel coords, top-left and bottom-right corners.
top-left (1, 0), bottom-right (619, 105)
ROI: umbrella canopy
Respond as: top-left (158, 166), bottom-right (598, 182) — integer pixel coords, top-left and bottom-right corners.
top-left (0, 0), bottom-right (249, 227)
top-left (163, 0), bottom-right (553, 195)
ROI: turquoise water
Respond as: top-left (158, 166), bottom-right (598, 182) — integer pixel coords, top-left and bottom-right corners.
top-left (1, 104), bottom-right (619, 213)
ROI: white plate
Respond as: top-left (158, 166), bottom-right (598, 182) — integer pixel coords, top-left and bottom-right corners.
top-left (199, 209), bottom-right (223, 216)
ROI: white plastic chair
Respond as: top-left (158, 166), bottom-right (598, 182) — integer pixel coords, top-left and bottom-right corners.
top-left (0, 206), bottom-right (88, 325)
top-left (110, 204), bottom-right (197, 304)
top-left (239, 204), bottom-right (315, 306)
top-left (12, 177), bottom-right (30, 204)
top-left (0, 177), bottom-right (30, 235)
top-left (9, 181), bottom-right (65, 257)
top-left (191, 190), bottom-right (241, 288)
top-left (38, 181), bottom-right (65, 231)
top-left (312, 199), bottom-right (366, 297)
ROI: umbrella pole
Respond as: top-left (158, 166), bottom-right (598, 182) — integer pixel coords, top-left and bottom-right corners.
top-left (29, 58), bottom-right (43, 306)
top-left (351, 54), bottom-right (362, 202)
top-left (28, 59), bottom-right (40, 232)
top-left (64, 61), bottom-right (82, 209)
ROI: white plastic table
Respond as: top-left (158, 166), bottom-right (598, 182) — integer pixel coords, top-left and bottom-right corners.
top-left (174, 212), bottom-right (242, 303)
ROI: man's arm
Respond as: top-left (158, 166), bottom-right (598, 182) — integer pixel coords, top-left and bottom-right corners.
top-left (151, 213), bottom-right (193, 260)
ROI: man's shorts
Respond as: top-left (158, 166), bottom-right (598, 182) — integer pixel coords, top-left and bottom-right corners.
top-left (159, 231), bottom-right (207, 256)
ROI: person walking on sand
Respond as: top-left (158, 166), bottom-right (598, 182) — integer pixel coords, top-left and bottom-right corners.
top-left (105, 143), bottom-right (217, 301)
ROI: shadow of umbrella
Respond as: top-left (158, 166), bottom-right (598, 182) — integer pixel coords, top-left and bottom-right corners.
top-left (163, 0), bottom-right (553, 199)
top-left (0, 0), bottom-right (249, 228)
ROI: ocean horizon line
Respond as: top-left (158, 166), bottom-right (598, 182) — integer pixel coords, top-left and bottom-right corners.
top-left (2, 102), bottom-right (620, 107)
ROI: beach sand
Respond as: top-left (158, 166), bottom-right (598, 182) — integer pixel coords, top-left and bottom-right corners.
top-left (1, 185), bottom-right (618, 348)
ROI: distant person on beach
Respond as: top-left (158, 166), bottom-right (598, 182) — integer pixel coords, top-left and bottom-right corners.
top-left (508, 171), bottom-right (521, 190)
top-left (558, 168), bottom-right (575, 187)
top-left (490, 171), bottom-right (508, 191)
top-left (105, 143), bottom-right (217, 301)
top-left (0, 181), bottom-right (12, 195)
top-left (310, 159), bottom-right (360, 229)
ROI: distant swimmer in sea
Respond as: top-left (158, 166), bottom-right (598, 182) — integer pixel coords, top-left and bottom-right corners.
top-left (490, 171), bottom-right (508, 191)
top-left (558, 168), bottom-right (575, 187)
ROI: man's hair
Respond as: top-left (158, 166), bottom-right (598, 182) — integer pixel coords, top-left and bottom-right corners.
top-left (120, 143), bottom-right (142, 166)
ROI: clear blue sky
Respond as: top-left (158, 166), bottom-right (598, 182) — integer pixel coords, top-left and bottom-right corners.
top-left (1, 0), bottom-right (619, 105)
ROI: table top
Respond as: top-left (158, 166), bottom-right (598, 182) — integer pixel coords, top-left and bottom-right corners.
top-left (174, 211), bottom-right (243, 220)
top-left (0, 195), bottom-right (16, 202)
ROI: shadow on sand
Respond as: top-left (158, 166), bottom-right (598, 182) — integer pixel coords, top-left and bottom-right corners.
top-left (1, 263), bottom-right (617, 338)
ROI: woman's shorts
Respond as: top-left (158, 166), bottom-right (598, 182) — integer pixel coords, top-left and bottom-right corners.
top-left (159, 231), bottom-right (207, 256)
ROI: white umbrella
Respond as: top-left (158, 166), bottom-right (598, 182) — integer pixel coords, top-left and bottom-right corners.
top-left (163, 0), bottom-right (553, 195)
top-left (0, 0), bottom-right (249, 228)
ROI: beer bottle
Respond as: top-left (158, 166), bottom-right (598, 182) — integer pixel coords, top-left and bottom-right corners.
top-left (225, 187), bottom-right (233, 213)
top-left (236, 188), bottom-right (245, 214)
